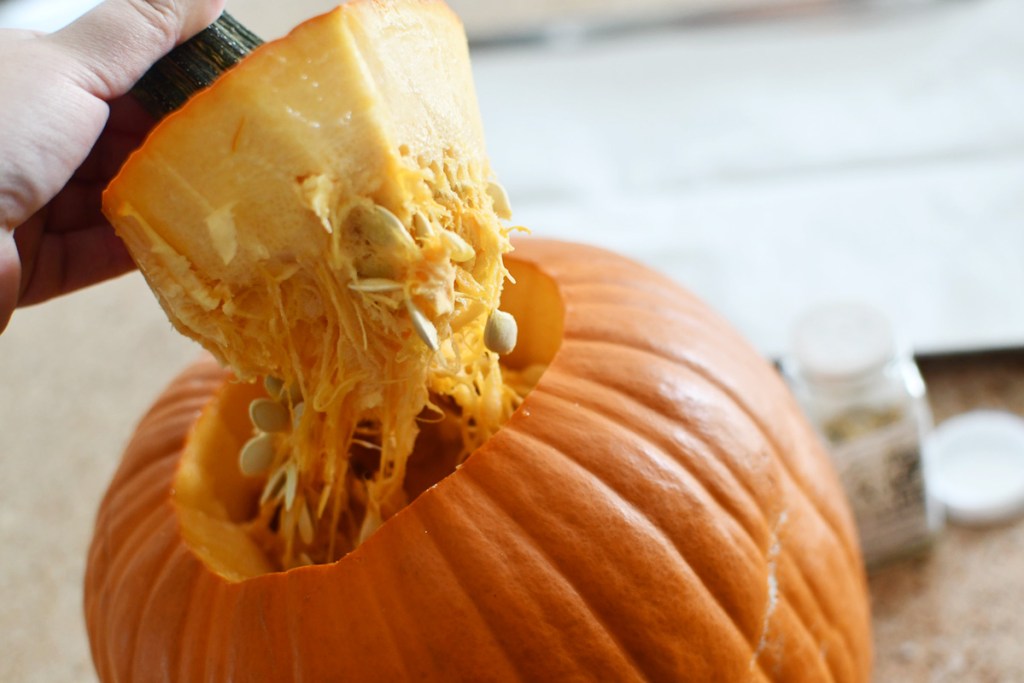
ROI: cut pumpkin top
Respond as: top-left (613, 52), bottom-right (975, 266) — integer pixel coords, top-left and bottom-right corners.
top-left (103, 0), bottom-right (524, 571)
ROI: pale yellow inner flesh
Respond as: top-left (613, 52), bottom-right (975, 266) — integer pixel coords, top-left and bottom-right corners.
top-left (174, 262), bottom-right (563, 581)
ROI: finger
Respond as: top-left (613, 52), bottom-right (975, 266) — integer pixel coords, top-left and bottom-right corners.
top-left (47, 0), bottom-right (226, 100)
top-left (17, 223), bottom-right (135, 307)
top-left (72, 99), bottom-right (154, 186)
top-left (40, 180), bottom-right (104, 235)
top-left (0, 230), bottom-right (22, 333)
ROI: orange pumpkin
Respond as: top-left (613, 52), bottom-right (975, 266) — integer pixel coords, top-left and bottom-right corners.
top-left (87, 0), bottom-right (871, 678)
top-left (85, 239), bottom-right (871, 681)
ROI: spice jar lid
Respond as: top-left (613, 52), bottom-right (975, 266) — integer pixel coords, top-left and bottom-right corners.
top-left (790, 302), bottom-right (896, 383)
top-left (927, 410), bottom-right (1024, 526)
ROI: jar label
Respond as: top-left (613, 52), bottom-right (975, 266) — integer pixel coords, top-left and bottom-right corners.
top-left (829, 414), bottom-right (934, 565)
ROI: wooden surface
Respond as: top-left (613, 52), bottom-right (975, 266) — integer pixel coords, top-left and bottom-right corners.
top-left (871, 351), bottom-right (1024, 681)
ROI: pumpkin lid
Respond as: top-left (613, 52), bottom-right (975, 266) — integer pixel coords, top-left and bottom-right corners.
top-left (102, 0), bottom-right (525, 572)
top-left (927, 409), bottom-right (1024, 526)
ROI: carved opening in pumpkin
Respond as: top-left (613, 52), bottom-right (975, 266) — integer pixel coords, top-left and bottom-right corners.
top-left (172, 258), bottom-right (563, 581)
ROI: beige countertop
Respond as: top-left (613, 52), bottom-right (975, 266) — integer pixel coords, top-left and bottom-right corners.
top-left (870, 352), bottom-right (1024, 681)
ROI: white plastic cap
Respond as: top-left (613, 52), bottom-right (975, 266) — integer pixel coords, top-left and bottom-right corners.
top-left (927, 410), bottom-right (1024, 526)
top-left (791, 302), bottom-right (896, 383)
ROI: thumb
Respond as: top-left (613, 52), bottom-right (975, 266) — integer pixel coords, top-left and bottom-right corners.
top-left (47, 0), bottom-right (227, 100)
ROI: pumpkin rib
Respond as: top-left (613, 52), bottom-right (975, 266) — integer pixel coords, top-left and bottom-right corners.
top-left (542, 357), bottom-right (772, 560)
top-left (553, 338), bottom-right (779, 538)
top-left (531, 385), bottom-right (769, 649)
top-left (102, 511), bottom-right (182, 682)
top-left (454, 477), bottom-right (649, 681)
top-left (700, 403), bottom-right (866, 670)
top-left (558, 289), bottom-right (739, 363)
top-left (174, 571), bottom-right (219, 682)
top-left (86, 460), bottom-right (164, 598)
top-left (402, 504), bottom-right (532, 683)
top-left (773, 504), bottom-right (862, 680)
top-left (94, 500), bottom-right (175, 629)
top-left (510, 243), bottom-right (868, 679)
top-left (348, 559), bottom-right (420, 682)
top-left (499, 425), bottom-right (756, 678)
top-left (561, 331), bottom-right (864, 679)
top-left (401, 463), bottom-right (642, 682)
top-left (456, 459), bottom-right (651, 681)
top-left (537, 371), bottom-right (780, 635)
top-left (201, 578), bottom-right (241, 683)
top-left (762, 502), bottom-right (857, 677)
top-left (247, 577), bottom-right (292, 683)
top-left (108, 419), bottom-right (190, 493)
top-left (755, 600), bottom-right (834, 682)
top-left (282, 578), bottom-right (306, 683)
top-left (566, 329), bottom-right (860, 574)
top-left (552, 274), bottom-right (831, 528)
top-left (129, 544), bottom-right (198, 683)
top-left (546, 369), bottom-right (770, 569)
top-left (91, 466), bottom-right (179, 612)
top-left (282, 561), bottom-right (412, 682)
top-left (770, 552), bottom-right (839, 679)
top-left (281, 573), bottom-right (335, 682)
top-left (539, 345), bottom-right (839, 661)
top-left (222, 587), bottom-right (262, 683)
top-left (94, 455), bottom-right (178, 544)
top-left (746, 522), bottom-right (831, 680)
top-left (551, 336), bottom-right (864, 674)
top-left (686, 367), bottom-right (860, 573)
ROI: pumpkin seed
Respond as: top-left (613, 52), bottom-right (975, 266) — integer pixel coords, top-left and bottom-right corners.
top-left (260, 465), bottom-right (288, 506)
top-left (412, 212), bottom-right (434, 239)
top-left (406, 299), bottom-right (439, 351)
top-left (239, 433), bottom-right (275, 477)
top-left (249, 398), bottom-right (290, 433)
top-left (298, 501), bottom-right (315, 545)
top-left (264, 376), bottom-right (285, 400)
top-left (484, 309), bottom-right (518, 355)
top-left (284, 462), bottom-right (299, 511)
top-left (371, 204), bottom-right (417, 250)
top-left (292, 402), bottom-right (305, 430)
top-left (265, 376), bottom-right (301, 404)
top-left (441, 231), bottom-right (475, 262)
top-left (486, 181), bottom-right (512, 220)
top-left (348, 278), bottom-right (403, 293)
top-left (284, 382), bottom-right (303, 403)
top-left (358, 507), bottom-right (383, 545)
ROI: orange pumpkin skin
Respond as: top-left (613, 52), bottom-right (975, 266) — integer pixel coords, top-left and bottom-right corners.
top-left (84, 239), bottom-right (872, 682)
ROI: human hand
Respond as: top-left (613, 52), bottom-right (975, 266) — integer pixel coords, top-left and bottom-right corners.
top-left (0, 0), bottom-right (227, 333)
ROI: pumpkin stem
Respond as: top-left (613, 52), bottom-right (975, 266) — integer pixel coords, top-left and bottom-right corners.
top-left (131, 12), bottom-right (263, 119)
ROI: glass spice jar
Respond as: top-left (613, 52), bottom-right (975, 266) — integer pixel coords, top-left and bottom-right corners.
top-left (783, 302), bottom-right (943, 569)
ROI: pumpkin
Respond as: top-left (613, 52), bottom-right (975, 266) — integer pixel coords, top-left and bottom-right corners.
top-left (86, 1), bottom-right (872, 680)
top-left (85, 239), bottom-right (871, 680)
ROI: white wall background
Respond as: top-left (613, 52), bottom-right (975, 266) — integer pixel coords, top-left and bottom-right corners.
top-left (3, 0), bottom-right (1023, 357)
